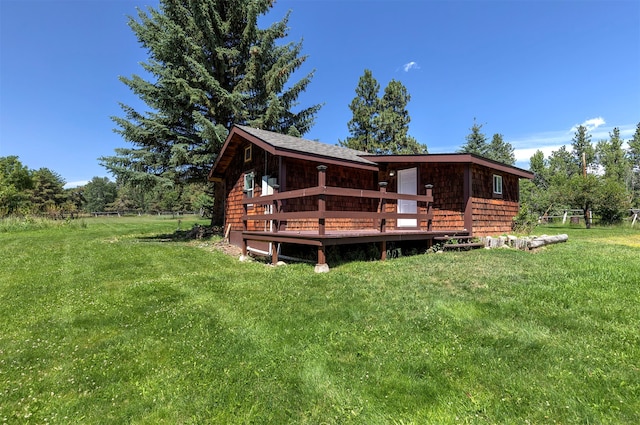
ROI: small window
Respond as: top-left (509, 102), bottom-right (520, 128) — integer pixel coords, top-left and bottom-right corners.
top-left (244, 145), bottom-right (252, 162)
top-left (493, 174), bottom-right (503, 195)
top-left (244, 171), bottom-right (254, 199)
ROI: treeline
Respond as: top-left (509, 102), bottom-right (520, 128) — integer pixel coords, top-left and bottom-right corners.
top-left (521, 123), bottom-right (640, 226)
top-left (0, 156), bottom-right (212, 218)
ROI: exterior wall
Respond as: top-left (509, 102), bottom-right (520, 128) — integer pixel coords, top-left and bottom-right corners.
top-left (224, 148), bottom-right (378, 234)
top-left (471, 164), bottom-right (520, 235)
top-left (224, 142), bottom-right (279, 233)
top-left (419, 164), bottom-right (466, 231)
top-left (223, 142), bottom-right (523, 238)
top-left (284, 158), bottom-right (377, 231)
top-left (378, 163), bottom-right (466, 231)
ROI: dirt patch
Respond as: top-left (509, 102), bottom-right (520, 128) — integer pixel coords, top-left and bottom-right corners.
top-left (211, 239), bottom-right (243, 257)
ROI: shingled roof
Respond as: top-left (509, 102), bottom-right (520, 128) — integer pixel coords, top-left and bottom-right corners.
top-left (208, 125), bottom-right (378, 181)
top-left (234, 125), bottom-right (376, 166)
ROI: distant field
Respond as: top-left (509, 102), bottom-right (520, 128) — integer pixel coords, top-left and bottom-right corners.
top-left (1, 216), bottom-right (638, 424)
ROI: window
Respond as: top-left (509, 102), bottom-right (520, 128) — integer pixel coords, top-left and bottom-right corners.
top-left (244, 171), bottom-right (255, 199)
top-left (493, 174), bottom-right (503, 195)
top-left (244, 145), bottom-right (252, 162)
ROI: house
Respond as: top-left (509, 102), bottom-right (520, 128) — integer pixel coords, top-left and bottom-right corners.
top-left (208, 125), bottom-right (534, 271)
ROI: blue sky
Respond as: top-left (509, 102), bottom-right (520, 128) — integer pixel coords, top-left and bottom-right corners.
top-left (1, 0), bottom-right (639, 188)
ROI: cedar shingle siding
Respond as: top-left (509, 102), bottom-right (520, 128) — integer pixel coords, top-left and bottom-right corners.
top-left (210, 125), bottom-right (533, 242)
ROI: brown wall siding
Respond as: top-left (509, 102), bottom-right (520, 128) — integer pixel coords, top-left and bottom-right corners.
top-left (224, 143), bottom-right (279, 232)
top-left (224, 144), bottom-right (523, 236)
top-left (379, 163), bottom-right (467, 231)
top-left (284, 158), bottom-right (377, 231)
top-left (471, 165), bottom-right (520, 235)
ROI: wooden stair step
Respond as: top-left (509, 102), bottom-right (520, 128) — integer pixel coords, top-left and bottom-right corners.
top-left (442, 242), bottom-right (484, 250)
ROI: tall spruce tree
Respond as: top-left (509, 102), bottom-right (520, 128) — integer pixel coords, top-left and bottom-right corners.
top-left (596, 127), bottom-right (631, 183)
top-left (101, 0), bottom-right (321, 224)
top-left (459, 119), bottom-right (488, 157)
top-left (571, 125), bottom-right (596, 171)
top-left (486, 133), bottom-right (515, 165)
top-left (340, 69), bottom-right (380, 152)
top-left (628, 122), bottom-right (640, 205)
top-left (375, 80), bottom-right (426, 154)
top-left (341, 70), bottom-right (425, 154)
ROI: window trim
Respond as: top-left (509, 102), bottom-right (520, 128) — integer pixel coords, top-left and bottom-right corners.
top-left (244, 145), bottom-right (252, 162)
top-left (493, 174), bottom-right (503, 196)
top-left (244, 171), bottom-right (255, 199)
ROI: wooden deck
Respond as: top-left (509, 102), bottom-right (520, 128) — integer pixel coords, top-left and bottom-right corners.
top-left (239, 165), bottom-right (469, 271)
top-left (243, 229), bottom-right (465, 247)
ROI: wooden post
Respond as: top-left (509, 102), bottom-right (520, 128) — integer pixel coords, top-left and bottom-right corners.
top-left (272, 184), bottom-right (280, 234)
top-left (378, 181), bottom-right (387, 233)
top-left (425, 184), bottom-right (433, 232)
top-left (317, 165), bottom-right (327, 236)
top-left (463, 165), bottom-right (473, 235)
top-left (378, 181), bottom-right (388, 259)
top-left (242, 189), bottom-right (248, 257)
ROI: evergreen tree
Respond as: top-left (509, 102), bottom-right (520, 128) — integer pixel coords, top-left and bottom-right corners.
top-left (596, 127), bottom-right (631, 183)
top-left (458, 119), bottom-right (488, 157)
top-left (571, 125), bottom-right (596, 171)
top-left (83, 177), bottom-right (118, 213)
top-left (529, 150), bottom-right (549, 189)
top-left (101, 0), bottom-right (321, 224)
top-left (340, 69), bottom-right (380, 152)
top-left (374, 80), bottom-right (426, 154)
top-left (628, 122), bottom-right (640, 205)
top-left (628, 122), bottom-right (640, 168)
top-left (486, 133), bottom-right (515, 165)
top-left (29, 168), bottom-right (66, 215)
top-left (341, 71), bottom-right (425, 154)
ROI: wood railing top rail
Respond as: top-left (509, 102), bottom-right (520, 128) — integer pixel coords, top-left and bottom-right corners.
top-left (242, 185), bottom-right (433, 205)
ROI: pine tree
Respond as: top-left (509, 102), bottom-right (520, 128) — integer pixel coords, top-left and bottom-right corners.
top-left (101, 0), bottom-right (321, 224)
top-left (340, 69), bottom-right (380, 152)
top-left (341, 71), bottom-right (425, 154)
top-left (375, 80), bottom-right (426, 154)
top-left (571, 125), bottom-right (596, 171)
top-left (627, 122), bottom-right (640, 205)
top-left (458, 119), bottom-right (488, 157)
top-left (486, 133), bottom-right (515, 165)
top-left (29, 168), bottom-right (66, 214)
top-left (596, 127), bottom-right (631, 183)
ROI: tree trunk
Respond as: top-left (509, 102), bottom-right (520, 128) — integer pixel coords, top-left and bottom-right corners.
top-left (584, 202), bottom-right (591, 229)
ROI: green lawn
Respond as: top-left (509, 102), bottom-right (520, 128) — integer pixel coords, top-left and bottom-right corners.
top-left (1, 217), bottom-right (639, 424)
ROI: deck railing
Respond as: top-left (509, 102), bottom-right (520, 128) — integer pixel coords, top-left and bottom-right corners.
top-left (241, 165), bottom-right (434, 236)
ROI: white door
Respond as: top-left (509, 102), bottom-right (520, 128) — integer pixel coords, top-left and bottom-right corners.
top-left (397, 168), bottom-right (417, 227)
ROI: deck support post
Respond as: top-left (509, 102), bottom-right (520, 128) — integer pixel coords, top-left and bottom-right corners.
top-left (271, 242), bottom-right (279, 265)
top-left (317, 165), bottom-right (327, 236)
top-left (380, 240), bottom-right (387, 261)
top-left (315, 245), bottom-right (329, 273)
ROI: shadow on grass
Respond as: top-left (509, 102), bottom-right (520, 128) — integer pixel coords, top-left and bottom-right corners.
top-left (139, 224), bottom-right (224, 242)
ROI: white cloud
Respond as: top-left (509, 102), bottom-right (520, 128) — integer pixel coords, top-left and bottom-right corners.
top-left (508, 120), bottom-right (637, 170)
top-left (571, 116), bottom-right (606, 133)
top-left (402, 61), bottom-right (419, 72)
top-left (64, 180), bottom-right (89, 189)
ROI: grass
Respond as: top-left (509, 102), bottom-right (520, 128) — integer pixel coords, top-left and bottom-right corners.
top-left (1, 217), bottom-right (639, 424)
